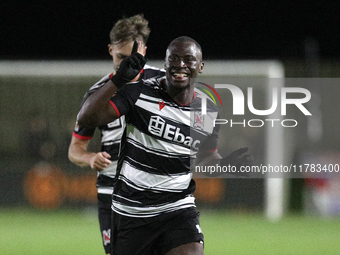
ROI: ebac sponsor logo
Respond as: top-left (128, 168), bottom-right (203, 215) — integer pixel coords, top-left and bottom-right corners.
top-left (148, 116), bottom-right (200, 149)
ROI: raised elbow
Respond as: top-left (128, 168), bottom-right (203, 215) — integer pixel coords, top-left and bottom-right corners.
top-left (77, 107), bottom-right (98, 129)
top-left (77, 116), bottom-right (95, 129)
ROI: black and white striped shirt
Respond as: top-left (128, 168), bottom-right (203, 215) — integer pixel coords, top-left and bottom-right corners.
top-left (110, 77), bottom-right (219, 217)
top-left (73, 65), bottom-right (165, 195)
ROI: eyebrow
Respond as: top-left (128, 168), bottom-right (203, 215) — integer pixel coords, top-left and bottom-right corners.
top-left (116, 53), bottom-right (128, 58)
top-left (170, 53), bottom-right (195, 57)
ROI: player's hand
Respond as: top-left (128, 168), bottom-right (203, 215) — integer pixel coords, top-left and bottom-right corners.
top-left (220, 147), bottom-right (254, 177)
top-left (110, 41), bottom-right (147, 89)
top-left (89, 152), bottom-right (112, 171)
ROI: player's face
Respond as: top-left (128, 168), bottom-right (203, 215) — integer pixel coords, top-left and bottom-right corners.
top-left (164, 41), bottom-right (204, 89)
top-left (109, 40), bottom-right (146, 81)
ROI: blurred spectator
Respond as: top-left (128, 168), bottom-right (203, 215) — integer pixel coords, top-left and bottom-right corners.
top-left (24, 112), bottom-right (57, 161)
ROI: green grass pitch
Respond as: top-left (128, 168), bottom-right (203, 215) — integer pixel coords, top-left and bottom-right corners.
top-left (1, 208), bottom-right (340, 254)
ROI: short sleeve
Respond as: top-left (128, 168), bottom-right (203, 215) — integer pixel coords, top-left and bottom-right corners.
top-left (72, 122), bottom-right (95, 140)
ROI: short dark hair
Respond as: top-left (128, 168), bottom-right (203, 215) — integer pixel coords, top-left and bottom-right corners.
top-left (109, 14), bottom-right (150, 45)
top-left (168, 36), bottom-right (202, 55)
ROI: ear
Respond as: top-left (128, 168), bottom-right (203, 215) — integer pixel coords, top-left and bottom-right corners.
top-left (199, 62), bottom-right (204, 73)
top-left (137, 41), bottom-right (147, 56)
top-left (108, 44), bottom-right (113, 56)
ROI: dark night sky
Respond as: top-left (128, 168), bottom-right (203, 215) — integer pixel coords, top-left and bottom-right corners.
top-left (1, 0), bottom-right (339, 61)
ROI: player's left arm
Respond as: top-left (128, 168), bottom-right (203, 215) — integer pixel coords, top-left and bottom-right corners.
top-left (194, 149), bottom-right (222, 166)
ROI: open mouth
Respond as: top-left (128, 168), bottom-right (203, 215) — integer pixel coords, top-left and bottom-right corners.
top-left (172, 72), bottom-right (189, 80)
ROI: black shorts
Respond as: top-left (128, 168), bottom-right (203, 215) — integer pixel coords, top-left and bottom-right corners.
top-left (98, 193), bottom-right (112, 254)
top-left (111, 207), bottom-right (204, 255)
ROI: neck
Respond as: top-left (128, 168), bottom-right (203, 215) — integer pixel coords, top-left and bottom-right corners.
top-left (163, 80), bottom-right (195, 105)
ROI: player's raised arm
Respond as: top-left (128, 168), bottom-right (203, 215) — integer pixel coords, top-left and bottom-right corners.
top-left (78, 41), bottom-right (147, 128)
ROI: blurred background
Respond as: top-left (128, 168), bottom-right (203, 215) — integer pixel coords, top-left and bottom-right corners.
top-left (1, 1), bottom-right (340, 254)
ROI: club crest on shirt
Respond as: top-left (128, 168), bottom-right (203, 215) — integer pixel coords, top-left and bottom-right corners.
top-left (193, 111), bottom-right (204, 130)
top-left (102, 229), bottom-right (111, 246)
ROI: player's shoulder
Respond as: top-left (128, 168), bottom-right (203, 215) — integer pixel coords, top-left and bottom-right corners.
top-left (88, 73), bottom-right (112, 93)
top-left (194, 87), bottom-right (219, 112)
top-left (143, 64), bottom-right (165, 72)
top-left (194, 87), bottom-right (214, 102)
top-left (143, 76), bottom-right (165, 89)
top-left (142, 64), bottom-right (165, 79)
